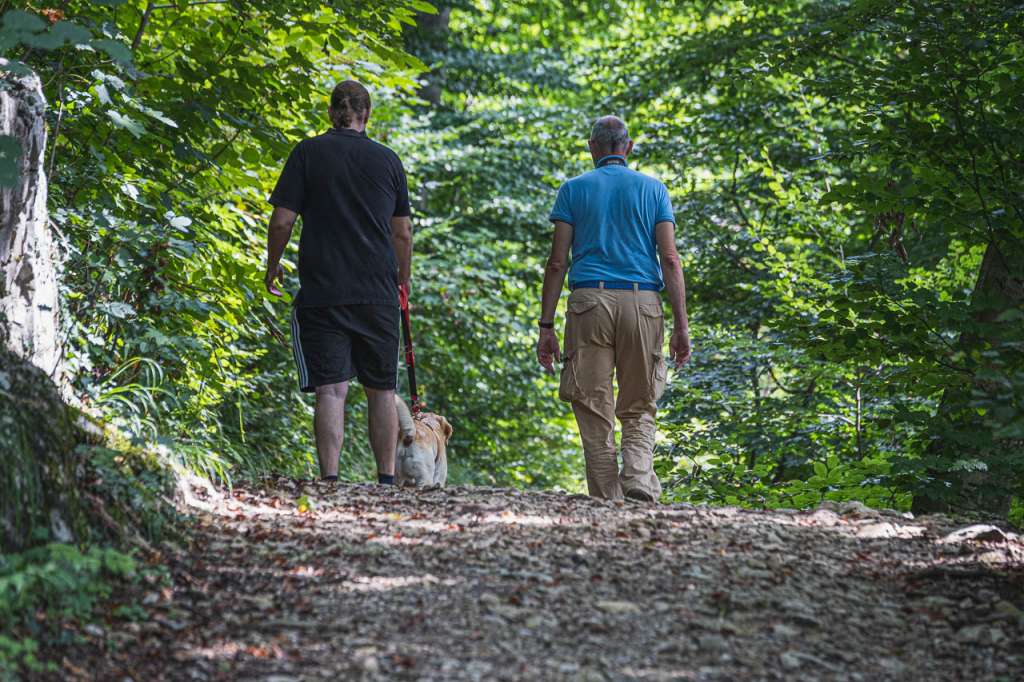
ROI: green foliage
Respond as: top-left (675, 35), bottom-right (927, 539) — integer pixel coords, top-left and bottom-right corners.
top-left (6, 0), bottom-right (1020, 513)
top-left (0, 349), bottom-right (83, 552)
top-left (602, 0), bottom-right (1024, 512)
top-left (662, 450), bottom-right (910, 511)
top-left (0, 406), bottom-right (177, 677)
top-left (1011, 499), bottom-right (1024, 529)
top-left (0, 543), bottom-right (136, 677)
top-left (0, 9), bottom-right (127, 70)
top-left (82, 442), bottom-right (180, 542)
top-left (9, 0), bottom-right (432, 483)
top-left (403, 0), bottom-right (1023, 508)
top-left (5, 10), bottom-right (1021, 677)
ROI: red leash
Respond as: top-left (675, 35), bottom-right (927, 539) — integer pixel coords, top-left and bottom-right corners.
top-left (398, 283), bottom-right (421, 415)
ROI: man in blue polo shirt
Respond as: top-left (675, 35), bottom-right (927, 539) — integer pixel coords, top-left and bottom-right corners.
top-left (537, 116), bottom-right (691, 502)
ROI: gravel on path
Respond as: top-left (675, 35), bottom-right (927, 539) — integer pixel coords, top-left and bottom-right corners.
top-left (67, 480), bottom-right (1024, 681)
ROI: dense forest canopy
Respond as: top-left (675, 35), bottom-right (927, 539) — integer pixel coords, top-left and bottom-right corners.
top-left (3, 0), bottom-right (1022, 518)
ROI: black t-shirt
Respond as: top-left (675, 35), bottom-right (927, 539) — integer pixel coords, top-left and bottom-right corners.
top-left (269, 128), bottom-right (411, 307)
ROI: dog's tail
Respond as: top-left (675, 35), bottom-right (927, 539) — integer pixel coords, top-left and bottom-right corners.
top-left (394, 395), bottom-right (416, 443)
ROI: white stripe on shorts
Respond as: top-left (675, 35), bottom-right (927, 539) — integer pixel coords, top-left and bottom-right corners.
top-left (290, 307), bottom-right (310, 390)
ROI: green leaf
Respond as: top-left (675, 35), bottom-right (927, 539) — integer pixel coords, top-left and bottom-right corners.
top-left (409, 0), bottom-right (438, 13)
top-left (2, 10), bottom-right (46, 34)
top-left (994, 419), bottom-right (1024, 440)
top-left (136, 105), bottom-right (178, 128)
top-left (92, 70), bottom-right (126, 90)
top-left (95, 84), bottom-right (112, 105)
top-left (995, 309), bottom-right (1024, 323)
top-left (949, 459), bottom-right (988, 473)
top-left (91, 38), bottom-right (132, 65)
top-left (105, 110), bottom-right (146, 138)
top-left (24, 20), bottom-right (91, 49)
top-left (0, 59), bottom-right (33, 76)
top-left (97, 302), bottom-right (136, 319)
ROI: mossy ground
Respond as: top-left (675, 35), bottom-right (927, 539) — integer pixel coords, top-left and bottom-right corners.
top-left (0, 350), bottom-right (181, 679)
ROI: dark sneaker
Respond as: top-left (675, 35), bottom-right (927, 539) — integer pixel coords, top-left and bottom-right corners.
top-left (624, 488), bottom-right (656, 503)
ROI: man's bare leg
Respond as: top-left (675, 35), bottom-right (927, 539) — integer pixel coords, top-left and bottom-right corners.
top-left (314, 382), bottom-right (349, 478)
top-left (364, 386), bottom-right (398, 478)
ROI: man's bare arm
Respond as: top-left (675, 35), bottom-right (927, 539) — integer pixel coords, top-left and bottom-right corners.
top-left (537, 220), bottom-right (573, 372)
top-left (265, 207), bottom-right (298, 296)
top-left (391, 215), bottom-right (412, 286)
top-left (655, 220), bottom-right (691, 364)
top-left (540, 220), bottom-right (573, 323)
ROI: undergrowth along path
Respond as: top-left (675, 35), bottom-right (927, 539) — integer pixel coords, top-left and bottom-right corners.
top-left (76, 481), bottom-right (1024, 681)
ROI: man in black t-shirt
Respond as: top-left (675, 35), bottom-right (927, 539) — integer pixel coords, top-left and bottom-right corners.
top-left (265, 80), bottom-right (413, 484)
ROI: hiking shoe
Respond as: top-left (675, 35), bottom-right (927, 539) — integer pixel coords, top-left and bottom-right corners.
top-left (624, 488), bottom-right (656, 503)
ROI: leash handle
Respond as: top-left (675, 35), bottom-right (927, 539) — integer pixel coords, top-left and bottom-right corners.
top-left (398, 283), bottom-right (421, 415)
top-left (398, 282), bottom-right (410, 311)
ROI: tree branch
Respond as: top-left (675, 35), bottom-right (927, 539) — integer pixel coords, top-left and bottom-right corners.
top-left (132, 2), bottom-right (155, 51)
top-left (133, 1), bottom-right (229, 51)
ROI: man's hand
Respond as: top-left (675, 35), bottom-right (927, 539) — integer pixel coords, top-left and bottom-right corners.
top-left (656, 221), bottom-right (692, 368)
top-left (265, 263), bottom-right (284, 297)
top-left (265, 207), bottom-right (296, 298)
top-left (670, 329), bottom-right (691, 366)
top-left (537, 221), bottom-right (572, 376)
top-left (537, 328), bottom-right (561, 374)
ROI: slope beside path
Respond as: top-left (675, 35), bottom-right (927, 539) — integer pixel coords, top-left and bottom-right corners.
top-left (69, 480), bottom-right (1024, 681)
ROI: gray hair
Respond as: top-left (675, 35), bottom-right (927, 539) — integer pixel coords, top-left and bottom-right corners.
top-left (590, 115), bottom-right (630, 151)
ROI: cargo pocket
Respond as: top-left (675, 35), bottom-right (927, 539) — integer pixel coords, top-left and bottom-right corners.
top-left (565, 298), bottom-right (600, 350)
top-left (651, 353), bottom-right (667, 401)
top-left (569, 300), bottom-right (600, 315)
top-left (639, 303), bottom-right (665, 349)
top-left (558, 350), bottom-right (579, 402)
top-left (639, 303), bottom-right (663, 319)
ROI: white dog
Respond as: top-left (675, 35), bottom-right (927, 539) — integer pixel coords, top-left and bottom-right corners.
top-left (394, 396), bottom-right (453, 487)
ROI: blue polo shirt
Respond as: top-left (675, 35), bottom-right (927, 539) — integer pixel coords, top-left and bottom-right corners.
top-left (549, 157), bottom-right (675, 289)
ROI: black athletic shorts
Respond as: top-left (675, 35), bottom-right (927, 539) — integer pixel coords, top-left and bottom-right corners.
top-left (290, 304), bottom-right (399, 392)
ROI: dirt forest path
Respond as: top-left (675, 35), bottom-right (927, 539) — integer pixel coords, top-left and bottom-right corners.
top-left (74, 480), bottom-right (1024, 681)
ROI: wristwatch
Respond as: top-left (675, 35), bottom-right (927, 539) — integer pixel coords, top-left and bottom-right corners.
top-left (538, 321), bottom-right (554, 329)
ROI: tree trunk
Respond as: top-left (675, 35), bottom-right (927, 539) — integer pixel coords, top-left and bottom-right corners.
top-left (912, 237), bottom-right (1024, 517)
top-left (0, 62), bottom-right (85, 551)
top-left (0, 59), bottom-right (64, 388)
top-left (409, 7), bottom-right (451, 107)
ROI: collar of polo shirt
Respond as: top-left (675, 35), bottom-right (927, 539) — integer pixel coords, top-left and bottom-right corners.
top-left (595, 154), bottom-right (627, 168)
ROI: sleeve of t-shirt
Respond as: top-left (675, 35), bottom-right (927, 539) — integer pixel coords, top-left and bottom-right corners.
top-left (393, 157), bottom-right (411, 218)
top-left (268, 144), bottom-right (305, 213)
top-left (549, 184), bottom-right (574, 224)
top-left (655, 182), bottom-right (676, 224)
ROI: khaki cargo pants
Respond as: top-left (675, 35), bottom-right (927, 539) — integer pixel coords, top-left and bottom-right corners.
top-left (559, 285), bottom-right (667, 500)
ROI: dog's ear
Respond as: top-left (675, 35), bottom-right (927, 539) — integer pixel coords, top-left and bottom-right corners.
top-left (441, 416), bottom-right (453, 443)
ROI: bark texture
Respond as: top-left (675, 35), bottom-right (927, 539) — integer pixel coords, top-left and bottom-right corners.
top-left (0, 59), bottom-right (63, 385)
top-left (913, 237), bottom-right (1024, 517)
top-left (0, 64), bottom-right (83, 551)
top-left (410, 7), bottom-right (451, 107)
